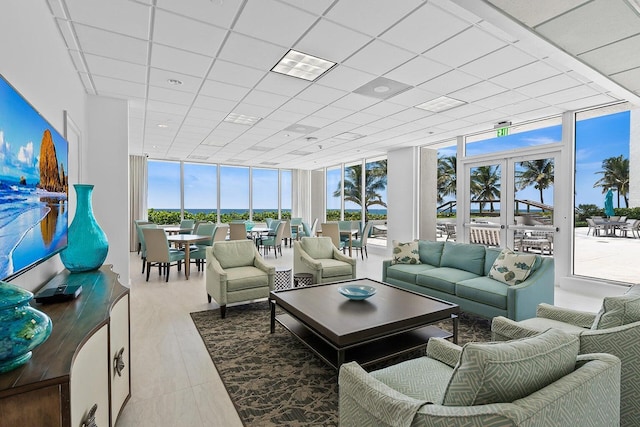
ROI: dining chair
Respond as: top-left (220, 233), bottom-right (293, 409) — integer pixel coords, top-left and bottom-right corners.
top-left (338, 220), bottom-right (352, 245)
top-left (179, 219), bottom-right (195, 234)
top-left (320, 223), bottom-right (346, 252)
top-left (134, 220), bottom-right (151, 254)
top-left (352, 222), bottom-right (373, 260)
top-left (190, 222), bottom-right (216, 271)
top-left (138, 224), bottom-right (158, 273)
top-left (280, 220), bottom-right (293, 246)
top-left (260, 221), bottom-right (286, 258)
top-left (142, 228), bottom-right (185, 282)
top-left (213, 224), bottom-right (229, 242)
top-left (229, 223), bottom-right (247, 240)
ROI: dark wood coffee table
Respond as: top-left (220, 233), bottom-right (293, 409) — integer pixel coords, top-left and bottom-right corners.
top-left (269, 278), bottom-right (459, 370)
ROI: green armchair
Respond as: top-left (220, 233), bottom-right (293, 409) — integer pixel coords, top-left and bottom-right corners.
top-left (293, 237), bottom-right (355, 284)
top-left (492, 284), bottom-right (640, 426)
top-left (339, 330), bottom-right (621, 427)
top-left (206, 240), bottom-right (275, 318)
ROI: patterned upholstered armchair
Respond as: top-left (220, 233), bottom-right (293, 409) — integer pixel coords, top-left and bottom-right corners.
top-left (339, 330), bottom-right (621, 427)
top-left (492, 284), bottom-right (640, 427)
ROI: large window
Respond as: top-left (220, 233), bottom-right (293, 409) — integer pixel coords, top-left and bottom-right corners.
top-left (252, 168), bottom-right (278, 221)
top-left (220, 166), bottom-right (249, 222)
top-left (281, 170), bottom-right (292, 220)
top-left (326, 166), bottom-right (341, 221)
top-left (147, 160), bottom-right (180, 223)
top-left (184, 162), bottom-right (217, 222)
top-left (343, 162), bottom-right (362, 220)
top-left (365, 159), bottom-right (387, 220)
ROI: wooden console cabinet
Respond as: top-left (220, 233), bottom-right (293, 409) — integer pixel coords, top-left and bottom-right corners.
top-left (0, 265), bottom-right (131, 427)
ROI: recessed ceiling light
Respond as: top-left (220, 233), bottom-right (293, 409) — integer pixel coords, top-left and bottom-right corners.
top-left (167, 78), bottom-right (183, 86)
top-left (334, 132), bottom-right (365, 141)
top-left (157, 124), bottom-right (169, 128)
top-left (223, 112), bottom-right (262, 125)
top-left (271, 49), bottom-right (336, 82)
top-left (415, 96), bottom-right (467, 113)
top-left (373, 85), bottom-right (390, 93)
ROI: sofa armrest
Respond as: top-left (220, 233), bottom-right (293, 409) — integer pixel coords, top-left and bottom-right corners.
top-left (381, 259), bottom-right (392, 282)
top-left (506, 257), bottom-right (555, 321)
top-left (425, 338), bottom-right (461, 368)
top-left (491, 316), bottom-right (543, 341)
top-left (536, 303), bottom-right (597, 328)
top-left (338, 362), bottom-right (427, 427)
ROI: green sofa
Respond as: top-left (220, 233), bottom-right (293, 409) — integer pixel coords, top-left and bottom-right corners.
top-left (382, 241), bottom-right (554, 321)
top-left (339, 330), bottom-right (621, 427)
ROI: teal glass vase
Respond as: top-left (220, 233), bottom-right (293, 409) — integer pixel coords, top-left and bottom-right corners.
top-left (0, 282), bottom-right (52, 373)
top-left (60, 184), bottom-right (109, 272)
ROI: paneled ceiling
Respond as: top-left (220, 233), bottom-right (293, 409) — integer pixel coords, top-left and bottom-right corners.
top-left (46, 0), bottom-right (640, 169)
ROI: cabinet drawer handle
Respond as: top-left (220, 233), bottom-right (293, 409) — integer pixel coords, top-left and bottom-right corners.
top-left (113, 347), bottom-right (125, 377)
top-left (82, 403), bottom-right (98, 427)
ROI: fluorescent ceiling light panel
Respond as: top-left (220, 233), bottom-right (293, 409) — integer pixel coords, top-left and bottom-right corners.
top-left (415, 96), bottom-right (467, 112)
top-left (223, 112), bottom-right (262, 125)
top-left (334, 132), bottom-right (365, 141)
top-left (271, 49), bottom-right (336, 82)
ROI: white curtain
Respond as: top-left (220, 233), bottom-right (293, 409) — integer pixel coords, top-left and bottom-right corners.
top-left (129, 155), bottom-right (147, 251)
top-left (292, 169), bottom-right (311, 222)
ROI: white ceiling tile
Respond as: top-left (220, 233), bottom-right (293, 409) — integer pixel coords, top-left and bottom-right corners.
top-left (200, 80), bottom-right (250, 101)
top-left (536, 85), bottom-right (602, 105)
top-left (188, 107), bottom-right (228, 122)
top-left (314, 66), bottom-right (376, 92)
top-left (326, 0), bottom-right (424, 37)
top-left (330, 93), bottom-right (380, 111)
top-left (490, 61), bottom-right (562, 89)
top-left (472, 91), bottom-right (530, 109)
top-left (233, 0), bottom-right (317, 47)
top-left (464, 109), bottom-right (513, 124)
top-left (297, 116), bottom-right (335, 128)
top-left (148, 86), bottom-right (196, 105)
top-left (295, 19), bottom-right (372, 63)
top-left (55, 18), bottom-right (80, 50)
top-left (388, 108), bottom-right (433, 122)
top-left (387, 87), bottom-right (440, 107)
top-left (437, 103), bottom-right (488, 119)
top-left (297, 85), bottom-right (348, 104)
top-left (535, 0), bottom-right (640, 54)
top-left (242, 90), bottom-right (289, 109)
top-left (218, 32), bottom-right (285, 70)
top-left (418, 69), bottom-right (481, 94)
top-left (361, 101), bottom-right (408, 117)
top-left (424, 27), bottom-right (506, 67)
top-left (267, 109), bottom-right (307, 124)
top-left (449, 81), bottom-right (508, 103)
top-left (278, 0), bottom-right (334, 15)
top-left (494, 99), bottom-right (548, 115)
top-left (92, 75), bottom-right (147, 98)
top-left (343, 40), bottom-right (415, 76)
top-left (515, 74), bottom-right (582, 97)
top-left (74, 24), bottom-right (149, 64)
top-left (153, 9), bottom-right (227, 56)
top-left (149, 68), bottom-right (202, 93)
top-left (384, 56), bottom-right (450, 86)
top-left (380, 2), bottom-right (470, 54)
top-left (231, 103), bottom-right (275, 118)
top-left (254, 73), bottom-right (310, 97)
top-left (208, 59), bottom-right (266, 88)
top-left (151, 44), bottom-right (212, 77)
top-left (146, 100), bottom-right (190, 115)
top-left (459, 46), bottom-right (536, 80)
top-left (314, 105), bottom-right (354, 121)
top-left (156, 0), bottom-right (243, 28)
top-left (65, 0), bottom-right (150, 39)
top-left (341, 111), bottom-right (381, 126)
top-left (556, 93), bottom-right (620, 110)
top-left (84, 54), bottom-right (147, 83)
top-left (279, 98), bottom-right (324, 115)
top-left (578, 34), bottom-right (640, 75)
top-left (611, 67), bottom-right (640, 92)
top-left (487, 0), bottom-right (590, 27)
top-left (192, 94), bottom-right (238, 112)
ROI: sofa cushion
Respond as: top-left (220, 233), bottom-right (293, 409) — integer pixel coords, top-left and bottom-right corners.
top-left (386, 264), bottom-right (438, 284)
top-left (318, 258), bottom-right (353, 278)
top-left (213, 241), bottom-right (255, 269)
top-left (440, 242), bottom-right (486, 275)
top-left (442, 329), bottom-right (579, 406)
top-left (418, 240), bottom-right (444, 266)
top-left (484, 247), bottom-right (502, 275)
top-left (301, 237), bottom-right (334, 259)
top-left (391, 240), bottom-right (421, 265)
top-left (226, 266), bottom-right (269, 291)
top-left (416, 267), bottom-right (480, 295)
top-left (456, 276), bottom-right (508, 309)
top-left (371, 356), bottom-right (452, 404)
top-left (591, 284), bottom-right (640, 330)
top-left (488, 248), bottom-right (537, 286)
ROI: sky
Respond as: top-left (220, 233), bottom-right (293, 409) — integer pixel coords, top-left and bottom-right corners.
top-left (148, 111), bottom-right (630, 212)
top-left (0, 76), bottom-right (68, 185)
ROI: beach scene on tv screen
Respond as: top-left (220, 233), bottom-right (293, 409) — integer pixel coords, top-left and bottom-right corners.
top-left (0, 77), bottom-right (68, 280)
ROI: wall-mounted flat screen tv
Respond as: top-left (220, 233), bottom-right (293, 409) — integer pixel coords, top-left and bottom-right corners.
top-left (0, 74), bottom-right (68, 281)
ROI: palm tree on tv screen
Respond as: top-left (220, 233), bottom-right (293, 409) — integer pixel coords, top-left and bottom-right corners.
top-left (594, 155), bottom-right (629, 208)
top-left (470, 165), bottom-right (500, 214)
top-left (515, 158), bottom-right (554, 205)
top-left (333, 161), bottom-right (387, 221)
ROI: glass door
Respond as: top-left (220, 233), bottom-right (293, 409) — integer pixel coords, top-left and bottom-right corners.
top-left (463, 161), bottom-right (504, 247)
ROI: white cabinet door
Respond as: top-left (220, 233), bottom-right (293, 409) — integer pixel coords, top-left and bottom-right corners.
top-left (110, 294), bottom-right (130, 422)
top-left (70, 325), bottom-right (109, 427)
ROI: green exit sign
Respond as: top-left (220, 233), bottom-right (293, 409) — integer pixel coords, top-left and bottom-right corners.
top-left (496, 127), bottom-right (509, 137)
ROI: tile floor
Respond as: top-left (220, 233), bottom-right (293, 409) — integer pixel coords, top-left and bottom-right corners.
top-left (116, 240), bottom-right (615, 426)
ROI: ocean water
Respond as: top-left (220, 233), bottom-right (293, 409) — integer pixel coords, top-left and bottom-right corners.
top-left (0, 185), bottom-right (67, 279)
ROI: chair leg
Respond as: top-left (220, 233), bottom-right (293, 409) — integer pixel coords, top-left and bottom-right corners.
top-left (364, 246), bottom-right (368, 258)
top-left (166, 264), bottom-right (170, 282)
top-left (220, 305), bottom-right (227, 319)
top-left (141, 257), bottom-right (146, 274)
top-left (145, 262), bottom-right (151, 281)
top-left (360, 247), bottom-right (364, 260)
top-left (207, 294), bottom-right (211, 303)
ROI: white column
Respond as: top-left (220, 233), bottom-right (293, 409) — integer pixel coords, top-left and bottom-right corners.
top-left (419, 148), bottom-right (438, 240)
top-left (630, 109), bottom-right (640, 207)
top-left (387, 147), bottom-right (420, 250)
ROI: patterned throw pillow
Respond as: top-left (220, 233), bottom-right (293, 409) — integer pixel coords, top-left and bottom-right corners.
top-left (591, 284), bottom-right (640, 330)
top-left (391, 240), bottom-right (421, 265)
top-left (488, 248), bottom-right (537, 286)
top-left (442, 329), bottom-right (579, 406)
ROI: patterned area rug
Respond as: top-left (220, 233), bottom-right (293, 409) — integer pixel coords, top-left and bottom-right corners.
top-left (190, 302), bottom-right (491, 427)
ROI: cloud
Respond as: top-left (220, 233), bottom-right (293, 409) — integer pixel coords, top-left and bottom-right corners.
top-left (17, 141), bottom-right (35, 166)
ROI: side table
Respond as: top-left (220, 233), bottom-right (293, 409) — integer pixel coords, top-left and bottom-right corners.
top-left (275, 267), bottom-right (292, 290)
top-left (293, 272), bottom-right (313, 287)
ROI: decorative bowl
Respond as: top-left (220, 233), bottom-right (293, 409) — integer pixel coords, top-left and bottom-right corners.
top-left (338, 285), bottom-right (376, 300)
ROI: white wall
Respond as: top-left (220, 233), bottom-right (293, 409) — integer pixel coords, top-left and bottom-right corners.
top-left (86, 96), bottom-right (130, 281)
top-left (1, 1), bottom-right (87, 291)
top-left (387, 147), bottom-right (420, 250)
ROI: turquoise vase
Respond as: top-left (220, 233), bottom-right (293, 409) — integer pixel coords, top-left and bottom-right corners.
top-left (0, 282), bottom-right (52, 373)
top-left (60, 184), bottom-right (109, 272)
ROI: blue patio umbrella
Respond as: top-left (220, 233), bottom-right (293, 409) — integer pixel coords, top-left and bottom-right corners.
top-left (604, 189), bottom-right (615, 217)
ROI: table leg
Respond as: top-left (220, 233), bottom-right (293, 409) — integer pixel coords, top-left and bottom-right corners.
top-left (348, 233), bottom-right (352, 257)
top-left (337, 349), bottom-right (345, 368)
top-left (452, 314), bottom-right (459, 344)
top-left (184, 244), bottom-right (191, 280)
top-left (270, 299), bottom-right (276, 334)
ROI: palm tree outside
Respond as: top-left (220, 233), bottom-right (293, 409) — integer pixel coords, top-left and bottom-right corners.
top-left (594, 155), bottom-right (629, 208)
top-left (515, 159), bottom-right (554, 205)
top-left (470, 165), bottom-right (501, 214)
top-left (437, 155), bottom-right (457, 204)
top-left (334, 161), bottom-right (387, 222)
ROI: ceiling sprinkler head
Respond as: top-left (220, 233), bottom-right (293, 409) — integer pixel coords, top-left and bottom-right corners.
top-left (306, 136), bottom-right (318, 143)
top-left (318, 144), bottom-right (323, 150)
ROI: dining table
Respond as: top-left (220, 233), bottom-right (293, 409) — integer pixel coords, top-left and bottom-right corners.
top-left (163, 226), bottom-right (194, 235)
top-left (166, 234), bottom-right (210, 279)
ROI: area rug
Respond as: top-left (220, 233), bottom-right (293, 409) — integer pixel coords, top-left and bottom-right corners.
top-left (190, 302), bottom-right (491, 427)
